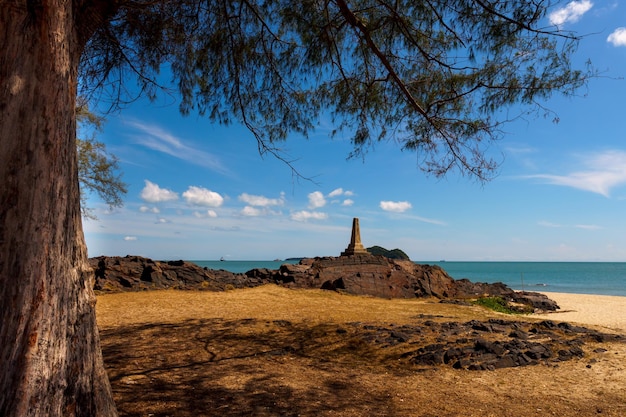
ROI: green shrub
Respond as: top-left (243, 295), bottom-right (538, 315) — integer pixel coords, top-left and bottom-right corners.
top-left (473, 296), bottom-right (531, 315)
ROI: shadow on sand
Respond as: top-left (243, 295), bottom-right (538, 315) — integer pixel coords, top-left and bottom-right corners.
top-left (101, 318), bottom-right (405, 417)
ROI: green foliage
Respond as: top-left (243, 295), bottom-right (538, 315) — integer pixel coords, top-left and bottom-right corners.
top-left (76, 100), bottom-right (127, 219)
top-left (473, 296), bottom-right (532, 315)
top-left (367, 246), bottom-right (410, 260)
top-left (79, 1), bottom-right (593, 180)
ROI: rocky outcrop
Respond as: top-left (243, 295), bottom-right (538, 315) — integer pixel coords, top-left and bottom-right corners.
top-left (90, 254), bottom-right (559, 311)
top-left (251, 255), bottom-right (558, 311)
top-left (90, 256), bottom-right (263, 292)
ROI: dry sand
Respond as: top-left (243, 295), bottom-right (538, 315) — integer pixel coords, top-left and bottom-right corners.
top-left (533, 292), bottom-right (626, 333)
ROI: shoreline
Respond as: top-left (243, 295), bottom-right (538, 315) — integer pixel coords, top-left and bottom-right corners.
top-left (534, 291), bottom-right (626, 333)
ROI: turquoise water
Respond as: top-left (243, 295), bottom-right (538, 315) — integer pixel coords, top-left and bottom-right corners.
top-left (190, 260), bottom-right (626, 297)
top-left (425, 262), bottom-right (626, 297)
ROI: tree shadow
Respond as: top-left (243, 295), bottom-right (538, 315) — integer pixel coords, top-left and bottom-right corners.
top-left (100, 318), bottom-right (402, 416)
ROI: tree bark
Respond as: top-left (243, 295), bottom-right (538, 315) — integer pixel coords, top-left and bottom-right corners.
top-left (0, 1), bottom-right (117, 415)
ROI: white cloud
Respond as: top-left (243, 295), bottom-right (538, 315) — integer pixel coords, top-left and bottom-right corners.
top-left (526, 150), bottom-right (626, 197)
top-left (140, 180), bottom-right (179, 203)
top-left (342, 199), bottom-right (354, 207)
top-left (183, 186), bottom-right (224, 207)
top-left (123, 236), bottom-right (137, 241)
top-left (207, 210), bottom-right (218, 218)
top-left (308, 191), bottom-right (326, 209)
top-left (290, 210), bottom-right (328, 221)
top-left (380, 200), bottom-right (412, 213)
top-left (328, 188), bottom-right (344, 198)
top-left (238, 192), bottom-right (285, 207)
top-left (549, 1), bottom-right (593, 26)
top-left (241, 206), bottom-right (263, 217)
top-left (139, 205), bottom-right (160, 214)
top-left (328, 188), bottom-right (354, 198)
top-left (607, 27), bottom-right (626, 46)
top-left (126, 119), bottom-right (230, 175)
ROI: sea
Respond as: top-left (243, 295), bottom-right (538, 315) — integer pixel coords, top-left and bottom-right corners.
top-left (190, 260), bottom-right (626, 297)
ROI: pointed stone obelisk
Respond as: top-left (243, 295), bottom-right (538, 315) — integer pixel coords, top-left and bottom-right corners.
top-left (341, 217), bottom-right (369, 256)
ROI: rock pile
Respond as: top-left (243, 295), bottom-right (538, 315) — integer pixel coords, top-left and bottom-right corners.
top-left (347, 318), bottom-right (623, 370)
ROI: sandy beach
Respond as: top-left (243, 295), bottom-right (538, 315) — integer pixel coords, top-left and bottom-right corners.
top-left (534, 292), bottom-right (626, 333)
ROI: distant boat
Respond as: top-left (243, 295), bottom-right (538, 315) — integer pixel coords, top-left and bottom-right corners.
top-left (220, 257), bottom-right (225, 261)
top-left (273, 259), bottom-right (282, 262)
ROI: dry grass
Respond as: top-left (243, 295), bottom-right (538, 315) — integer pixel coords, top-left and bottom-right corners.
top-left (97, 285), bottom-right (626, 417)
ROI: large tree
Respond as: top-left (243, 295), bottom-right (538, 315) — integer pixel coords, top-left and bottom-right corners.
top-left (0, 1), bottom-right (591, 415)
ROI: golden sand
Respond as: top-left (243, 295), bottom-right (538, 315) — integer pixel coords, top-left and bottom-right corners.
top-left (533, 292), bottom-right (626, 333)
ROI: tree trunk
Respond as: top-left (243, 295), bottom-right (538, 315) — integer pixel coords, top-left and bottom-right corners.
top-left (0, 1), bottom-right (117, 415)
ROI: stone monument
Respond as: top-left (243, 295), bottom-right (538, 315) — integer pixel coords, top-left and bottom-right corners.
top-left (341, 217), bottom-right (369, 256)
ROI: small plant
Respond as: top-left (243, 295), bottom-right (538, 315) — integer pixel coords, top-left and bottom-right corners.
top-left (473, 296), bottom-right (531, 315)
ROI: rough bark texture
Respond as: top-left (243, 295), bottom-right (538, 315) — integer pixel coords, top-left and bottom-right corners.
top-left (0, 1), bottom-right (117, 415)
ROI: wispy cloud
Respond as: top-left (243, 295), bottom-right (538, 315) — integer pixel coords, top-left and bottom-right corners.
top-left (539, 221), bottom-right (602, 230)
top-left (193, 210), bottom-right (218, 218)
top-left (139, 205), bottom-right (160, 214)
top-left (575, 224), bottom-right (602, 230)
top-left (290, 210), bottom-right (328, 222)
top-left (126, 119), bottom-right (230, 175)
top-left (525, 150), bottom-right (626, 197)
top-left (238, 192), bottom-right (285, 207)
top-left (406, 214), bottom-right (447, 226)
top-left (240, 206), bottom-right (282, 217)
top-left (549, 0), bottom-right (593, 26)
top-left (607, 27), bottom-right (626, 47)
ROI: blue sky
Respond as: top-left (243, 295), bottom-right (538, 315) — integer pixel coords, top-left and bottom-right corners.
top-left (84, 1), bottom-right (626, 261)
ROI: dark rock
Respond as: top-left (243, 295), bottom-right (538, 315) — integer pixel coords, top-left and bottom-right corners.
top-left (390, 331), bottom-right (411, 343)
top-left (510, 291), bottom-right (560, 312)
top-left (91, 255), bottom-right (265, 292)
top-left (412, 350), bottom-right (445, 366)
top-left (509, 330), bottom-right (529, 340)
top-left (494, 354), bottom-right (518, 369)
